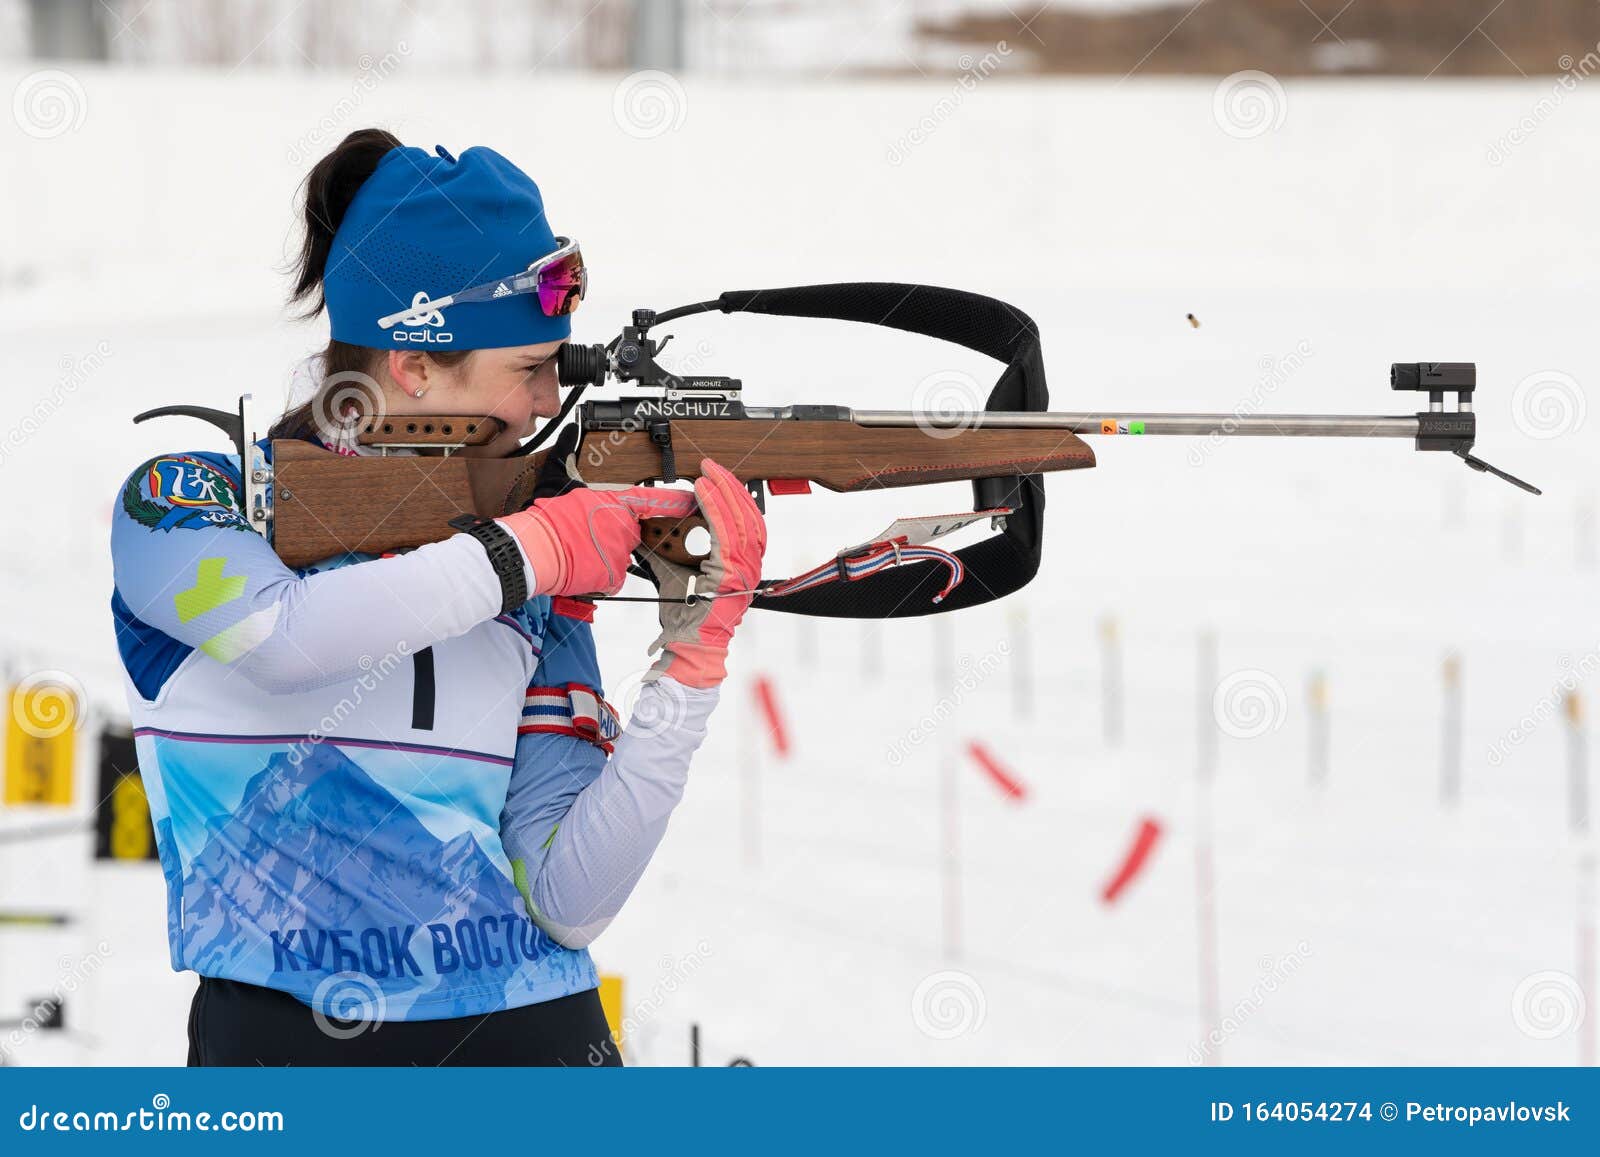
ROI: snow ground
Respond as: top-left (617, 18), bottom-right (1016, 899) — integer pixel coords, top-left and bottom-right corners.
top-left (0, 69), bottom-right (1596, 1065)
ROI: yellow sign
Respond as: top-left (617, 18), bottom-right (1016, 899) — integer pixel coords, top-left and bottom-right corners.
top-left (599, 973), bottom-right (626, 1055)
top-left (5, 678), bottom-right (79, 806)
top-left (108, 774), bottom-right (154, 860)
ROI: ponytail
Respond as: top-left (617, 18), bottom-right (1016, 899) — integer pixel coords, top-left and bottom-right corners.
top-left (289, 128), bottom-right (401, 318)
top-left (277, 128), bottom-right (472, 444)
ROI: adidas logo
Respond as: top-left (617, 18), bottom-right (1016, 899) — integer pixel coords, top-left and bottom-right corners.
top-left (491, 283), bottom-right (512, 298)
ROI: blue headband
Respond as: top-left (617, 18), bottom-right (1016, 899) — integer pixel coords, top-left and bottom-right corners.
top-left (324, 144), bottom-right (571, 350)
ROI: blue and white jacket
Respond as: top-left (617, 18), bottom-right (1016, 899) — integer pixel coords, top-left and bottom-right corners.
top-left (110, 443), bottom-right (715, 1022)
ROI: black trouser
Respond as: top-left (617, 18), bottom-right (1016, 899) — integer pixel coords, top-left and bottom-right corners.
top-left (187, 977), bottom-right (622, 1067)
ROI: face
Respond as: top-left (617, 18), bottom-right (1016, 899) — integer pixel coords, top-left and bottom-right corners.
top-left (384, 342), bottom-right (565, 457)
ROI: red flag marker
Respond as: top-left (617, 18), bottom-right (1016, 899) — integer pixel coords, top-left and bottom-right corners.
top-left (753, 676), bottom-right (789, 759)
top-left (966, 741), bottom-right (1028, 802)
top-left (1100, 816), bottom-right (1164, 905)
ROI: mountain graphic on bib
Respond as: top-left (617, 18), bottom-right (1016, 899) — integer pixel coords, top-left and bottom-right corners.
top-left (179, 742), bottom-right (544, 1000)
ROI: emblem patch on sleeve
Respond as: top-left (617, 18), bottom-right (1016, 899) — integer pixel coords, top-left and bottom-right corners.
top-left (122, 456), bottom-right (251, 533)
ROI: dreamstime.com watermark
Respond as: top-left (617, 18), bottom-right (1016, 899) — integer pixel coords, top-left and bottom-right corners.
top-left (310, 971), bottom-right (387, 1041)
top-left (1511, 970), bottom-right (1587, 1040)
top-left (1187, 341), bottom-right (1313, 467)
top-left (1, 943), bottom-right (112, 1062)
top-left (285, 644), bottom-right (412, 767)
top-left (1212, 668), bottom-right (1289, 740)
top-left (604, 665), bottom-right (694, 742)
top-left (1189, 940), bottom-right (1313, 1063)
top-left (1487, 45), bottom-right (1600, 166)
top-left (1510, 369), bottom-right (1586, 441)
top-left (613, 70), bottom-right (687, 139)
top-left (885, 642), bottom-right (1010, 766)
top-left (1486, 647), bottom-right (1600, 767)
top-left (16, 1094), bottom-right (283, 1134)
top-left (0, 341), bottom-right (112, 471)
top-left (9, 669), bottom-right (87, 741)
top-left (911, 369), bottom-right (985, 439)
top-left (12, 69), bottom-right (87, 139)
top-left (588, 940), bottom-right (714, 1066)
top-left (911, 969), bottom-right (987, 1040)
top-left (886, 42), bottom-right (1014, 165)
top-left (1212, 70), bottom-right (1288, 140)
top-left (286, 43), bottom-right (412, 165)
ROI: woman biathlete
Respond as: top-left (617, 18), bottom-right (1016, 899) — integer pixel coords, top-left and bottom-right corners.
top-left (109, 129), bottom-right (765, 1065)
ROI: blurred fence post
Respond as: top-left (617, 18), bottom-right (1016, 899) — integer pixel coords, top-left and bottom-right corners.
top-left (739, 679), bottom-right (760, 869)
top-left (1503, 504), bottom-right (1523, 563)
top-left (1581, 853), bottom-right (1597, 1069)
top-left (1569, 692), bottom-right (1590, 834)
top-left (941, 748), bottom-right (962, 962)
top-left (1194, 630), bottom-right (1220, 1063)
top-left (1441, 653), bottom-right (1462, 807)
top-left (1308, 670), bottom-right (1329, 787)
top-left (1101, 614), bottom-right (1123, 746)
top-left (1010, 606), bottom-right (1032, 721)
top-left (796, 615), bottom-right (816, 670)
top-left (628, 0), bottom-right (684, 70)
top-left (863, 624), bottom-right (882, 679)
top-left (934, 614), bottom-right (952, 698)
top-left (28, 0), bottom-right (108, 60)
top-left (793, 556), bottom-right (816, 668)
top-left (1578, 497), bottom-right (1596, 572)
top-left (1568, 691), bottom-right (1595, 1067)
top-left (1198, 632), bottom-right (1217, 787)
top-left (936, 617), bottom-right (961, 961)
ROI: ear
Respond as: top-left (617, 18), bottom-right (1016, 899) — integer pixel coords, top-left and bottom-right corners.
top-left (386, 349), bottom-right (431, 396)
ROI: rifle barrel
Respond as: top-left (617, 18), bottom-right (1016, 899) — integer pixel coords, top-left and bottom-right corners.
top-left (849, 411), bottom-right (1421, 439)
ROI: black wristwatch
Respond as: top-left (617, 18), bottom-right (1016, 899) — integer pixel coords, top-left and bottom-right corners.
top-left (449, 514), bottom-right (529, 613)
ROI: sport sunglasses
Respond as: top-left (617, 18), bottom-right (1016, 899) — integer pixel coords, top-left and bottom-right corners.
top-left (376, 236), bottom-right (587, 330)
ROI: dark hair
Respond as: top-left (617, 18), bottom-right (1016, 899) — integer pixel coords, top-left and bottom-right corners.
top-left (290, 127), bottom-right (402, 318)
top-left (277, 128), bottom-right (470, 440)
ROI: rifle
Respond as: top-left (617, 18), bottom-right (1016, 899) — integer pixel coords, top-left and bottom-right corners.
top-left (135, 283), bottom-right (1539, 619)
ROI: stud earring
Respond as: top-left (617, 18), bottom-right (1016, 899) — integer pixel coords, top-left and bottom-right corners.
top-left (413, 388), bottom-right (427, 399)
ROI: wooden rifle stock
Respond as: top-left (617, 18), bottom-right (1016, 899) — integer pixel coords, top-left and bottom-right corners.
top-left (270, 420), bottom-right (1095, 569)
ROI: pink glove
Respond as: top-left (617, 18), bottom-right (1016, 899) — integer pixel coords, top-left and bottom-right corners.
top-left (497, 487), bottom-right (696, 597)
top-left (643, 459), bottom-right (767, 689)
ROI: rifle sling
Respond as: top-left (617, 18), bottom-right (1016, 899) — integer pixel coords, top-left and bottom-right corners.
top-left (713, 282), bottom-right (1052, 618)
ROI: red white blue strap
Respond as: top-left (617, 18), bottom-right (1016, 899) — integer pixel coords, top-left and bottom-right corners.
top-left (763, 537), bottom-right (965, 605)
top-left (520, 682), bottom-right (621, 752)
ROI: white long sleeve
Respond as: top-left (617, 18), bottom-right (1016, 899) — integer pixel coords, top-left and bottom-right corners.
top-left (513, 678), bottom-right (719, 948)
top-left (227, 534), bottom-right (508, 693)
top-left (110, 451), bottom-right (516, 695)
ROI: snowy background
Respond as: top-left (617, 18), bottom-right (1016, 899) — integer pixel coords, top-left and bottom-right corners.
top-left (1, 5), bottom-right (1597, 1066)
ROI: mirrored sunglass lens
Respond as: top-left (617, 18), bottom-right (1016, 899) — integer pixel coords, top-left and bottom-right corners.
top-left (537, 253), bottom-right (586, 317)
